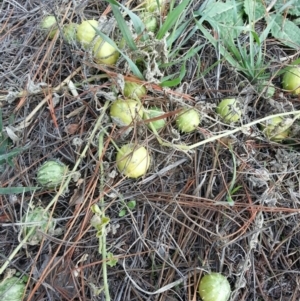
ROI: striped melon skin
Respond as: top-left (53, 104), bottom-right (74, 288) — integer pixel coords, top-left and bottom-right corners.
top-left (37, 160), bottom-right (68, 188)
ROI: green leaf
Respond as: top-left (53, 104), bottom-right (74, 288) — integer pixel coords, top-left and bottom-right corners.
top-left (230, 185), bottom-right (242, 195)
top-left (268, 14), bottom-right (300, 49)
top-left (127, 200), bottom-right (136, 210)
top-left (156, 0), bottom-right (191, 40)
top-left (197, 0), bottom-right (244, 40)
top-left (268, 0), bottom-right (300, 17)
top-left (244, 0), bottom-right (266, 22)
top-left (118, 209), bottom-right (126, 217)
top-left (199, 0), bottom-right (243, 21)
top-left (107, 252), bottom-right (118, 267)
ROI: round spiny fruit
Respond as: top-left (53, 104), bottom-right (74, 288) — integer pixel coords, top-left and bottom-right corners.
top-left (22, 207), bottom-right (55, 245)
top-left (124, 82), bottom-right (147, 100)
top-left (175, 108), bottom-right (200, 133)
top-left (260, 116), bottom-right (291, 142)
top-left (198, 273), bottom-right (231, 301)
top-left (282, 66), bottom-right (300, 95)
top-left (63, 23), bottom-right (78, 43)
top-left (110, 99), bottom-right (143, 127)
top-left (116, 144), bottom-right (150, 178)
top-left (41, 15), bottom-right (58, 39)
top-left (216, 98), bottom-right (242, 124)
top-left (76, 19), bottom-right (98, 48)
top-left (37, 160), bottom-right (68, 188)
top-left (93, 37), bottom-right (119, 65)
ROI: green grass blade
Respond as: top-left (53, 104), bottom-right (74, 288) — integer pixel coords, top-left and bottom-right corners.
top-left (0, 146), bottom-right (28, 162)
top-left (156, 0), bottom-right (191, 40)
top-left (194, 17), bottom-right (241, 71)
top-left (108, 3), bottom-right (137, 50)
top-left (162, 45), bottom-right (203, 68)
top-left (0, 109), bottom-right (3, 132)
top-left (167, 20), bottom-right (190, 47)
top-left (0, 187), bottom-right (39, 194)
top-left (160, 63), bottom-right (186, 87)
top-left (104, 0), bottom-right (145, 35)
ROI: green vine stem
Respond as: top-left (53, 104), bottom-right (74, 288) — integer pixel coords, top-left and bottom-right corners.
top-left (98, 129), bottom-right (110, 301)
top-left (146, 110), bottom-right (300, 151)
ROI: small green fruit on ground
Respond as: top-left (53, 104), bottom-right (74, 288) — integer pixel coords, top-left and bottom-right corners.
top-left (116, 144), bottom-right (150, 178)
top-left (22, 207), bottom-right (56, 245)
top-left (258, 81), bottom-right (275, 98)
top-left (63, 23), bottom-right (78, 43)
top-left (124, 82), bottom-right (147, 99)
top-left (140, 12), bottom-right (158, 32)
top-left (198, 273), bottom-right (231, 301)
top-left (41, 15), bottom-right (58, 39)
top-left (216, 98), bottom-right (242, 124)
top-left (144, 107), bottom-right (166, 130)
top-left (76, 19), bottom-right (98, 48)
top-left (282, 66), bottom-right (300, 95)
top-left (175, 108), bottom-right (200, 133)
top-left (93, 37), bottom-right (119, 65)
top-left (110, 99), bottom-right (143, 127)
top-left (37, 160), bottom-right (68, 188)
top-left (260, 116), bottom-right (291, 141)
top-left (0, 277), bottom-right (26, 301)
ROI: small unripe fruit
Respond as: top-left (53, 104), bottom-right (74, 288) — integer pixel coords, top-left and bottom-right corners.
top-left (63, 23), bottom-right (78, 43)
top-left (140, 12), bottom-right (158, 32)
top-left (124, 82), bottom-right (147, 99)
top-left (282, 66), bottom-right (300, 95)
top-left (258, 81), bottom-right (275, 98)
top-left (175, 108), bottom-right (200, 133)
top-left (22, 207), bottom-right (56, 245)
top-left (93, 37), bottom-right (119, 65)
top-left (260, 116), bottom-right (291, 141)
top-left (41, 15), bottom-right (58, 39)
top-left (216, 98), bottom-right (242, 124)
top-left (116, 144), bottom-right (150, 178)
top-left (144, 107), bottom-right (166, 130)
top-left (198, 273), bottom-right (231, 301)
top-left (37, 160), bottom-right (68, 188)
top-left (143, 0), bottom-right (165, 12)
top-left (110, 99), bottom-right (143, 127)
top-left (76, 19), bottom-right (98, 48)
